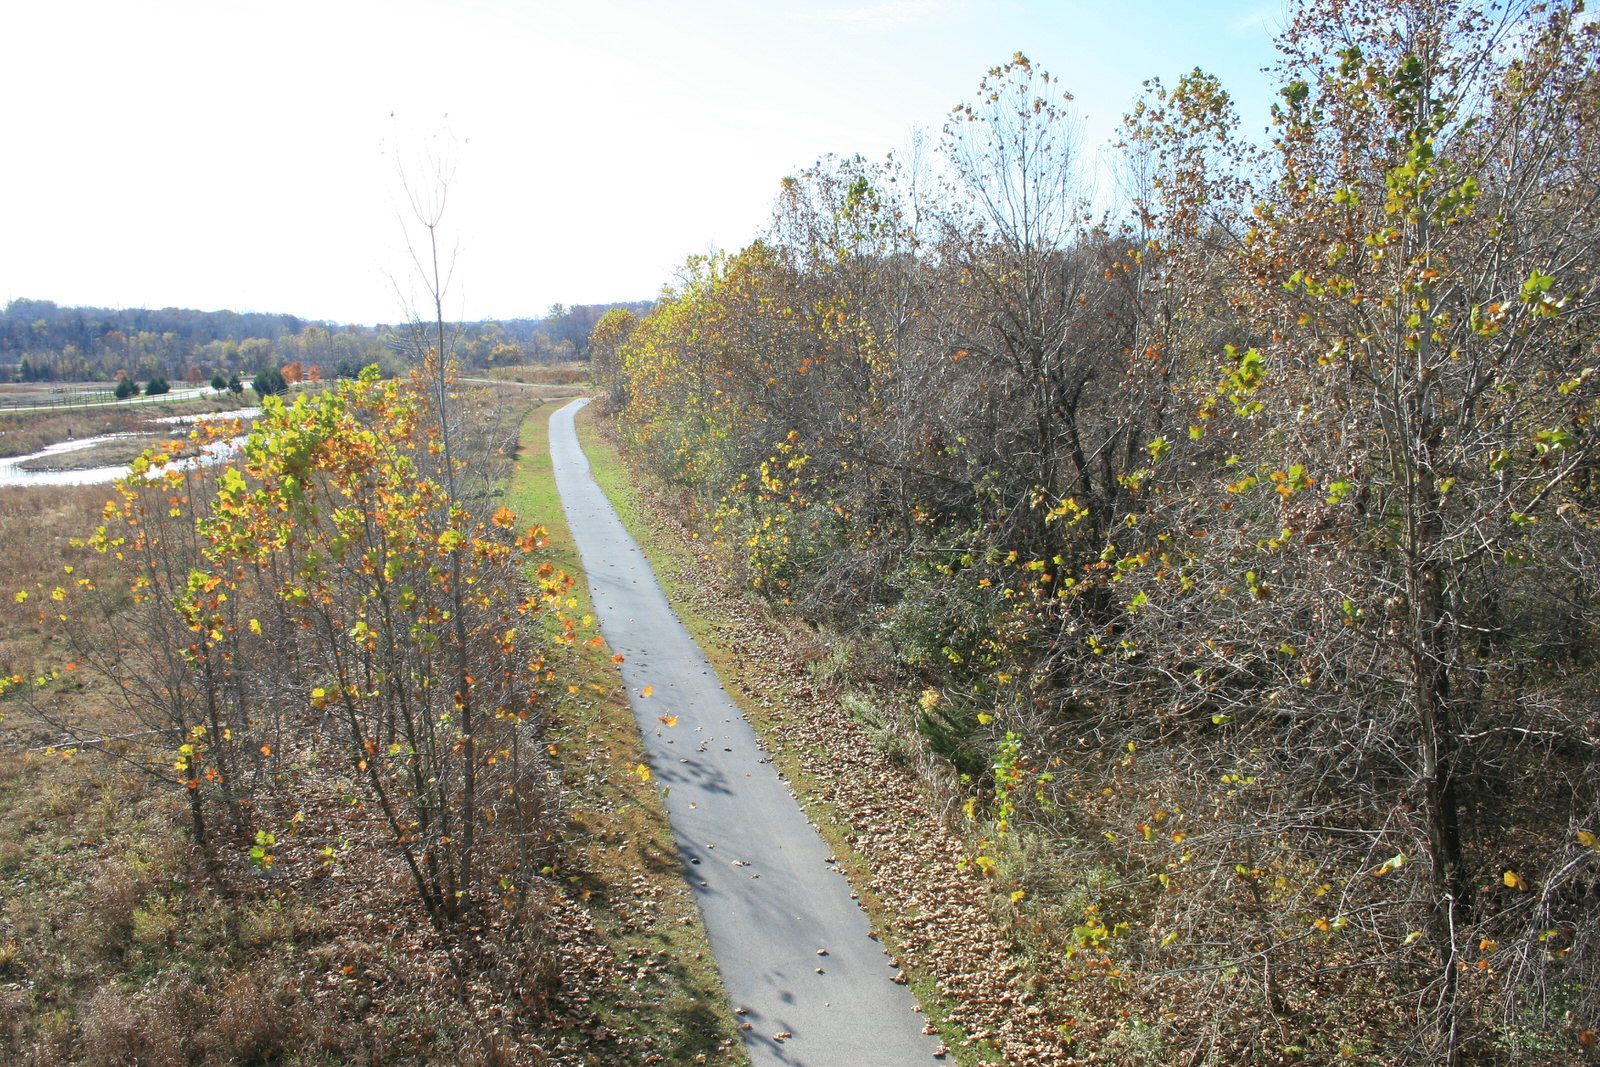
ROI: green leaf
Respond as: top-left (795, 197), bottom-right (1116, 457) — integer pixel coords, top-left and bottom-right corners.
top-left (1521, 269), bottom-right (1556, 299)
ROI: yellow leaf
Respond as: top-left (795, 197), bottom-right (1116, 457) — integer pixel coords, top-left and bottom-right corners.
top-left (632, 763), bottom-right (651, 782)
top-left (1578, 830), bottom-right (1597, 848)
top-left (657, 715), bottom-right (678, 727)
top-left (642, 685), bottom-right (654, 698)
top-left (1503, 870), bottom-right (1526, 891)
top-left (249, 618), bottom-right (262, 634)
top-left (1372, 852), bottom-right (1405, 877)
top-left (1312, 918), bottom-right (1331, 932)
top-left (1403, 931), bottom-right (1424, 945)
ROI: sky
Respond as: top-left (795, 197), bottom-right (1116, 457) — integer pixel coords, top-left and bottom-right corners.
top-left (1, 0), bottom-right (1290, 326)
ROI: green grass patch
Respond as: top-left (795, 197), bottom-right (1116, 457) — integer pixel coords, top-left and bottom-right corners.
top-left (504, 398), bottom-right (745, 1066)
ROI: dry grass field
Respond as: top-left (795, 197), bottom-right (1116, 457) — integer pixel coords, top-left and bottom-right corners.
top-left (0, 385), bottom-right (741, 1065)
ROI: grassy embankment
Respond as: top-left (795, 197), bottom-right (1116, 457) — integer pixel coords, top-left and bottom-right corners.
top-left (503, 398), bottom-right (745, 1065)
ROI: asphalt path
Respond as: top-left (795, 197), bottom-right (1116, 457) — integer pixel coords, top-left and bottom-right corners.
top-left (550, 398), bottom-right (941, 1066)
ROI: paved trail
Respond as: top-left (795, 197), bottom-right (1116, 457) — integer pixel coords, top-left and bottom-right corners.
top-left (550, 399), bottom-right (940, 1066)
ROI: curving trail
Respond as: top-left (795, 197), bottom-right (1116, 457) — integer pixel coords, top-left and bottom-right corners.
top-left (550, 398), bottom-right (941, 1066)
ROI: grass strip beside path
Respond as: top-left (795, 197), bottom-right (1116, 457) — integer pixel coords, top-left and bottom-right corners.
top-left (504, 400), bottom-right (745, 1066)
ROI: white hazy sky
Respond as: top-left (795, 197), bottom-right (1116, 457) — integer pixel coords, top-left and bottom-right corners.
top-left (1, 0), bottom-right (1288, 325)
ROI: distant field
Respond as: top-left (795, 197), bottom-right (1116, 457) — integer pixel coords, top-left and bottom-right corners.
top-left (481, 361), bottom-right (589, 386)
top-left (0, 382), bottom-right (109, 394)
top-left (0, 382), bottom-right (217, 411)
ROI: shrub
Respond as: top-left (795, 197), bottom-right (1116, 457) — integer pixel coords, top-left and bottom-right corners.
top-left (250, 366), bottom-right (286, 397)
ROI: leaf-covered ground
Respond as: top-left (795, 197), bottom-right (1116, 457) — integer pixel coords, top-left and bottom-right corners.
top-left (577, 406), bottom-right (1079, 1066)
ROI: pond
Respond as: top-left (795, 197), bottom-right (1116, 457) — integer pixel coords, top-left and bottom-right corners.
top-left (0, 410), bottom-right (259, 488)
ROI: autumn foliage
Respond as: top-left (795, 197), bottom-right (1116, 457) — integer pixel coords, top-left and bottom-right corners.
top-left (8, 363), bottom-right (575, 931)
top-left (600, 4), bottom-right (1600, 1061)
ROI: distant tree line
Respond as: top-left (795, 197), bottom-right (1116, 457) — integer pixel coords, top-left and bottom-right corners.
top-left (0, 298), bottom-right (652, 385)
top-left (455, 301), bottom-right (655, 366)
